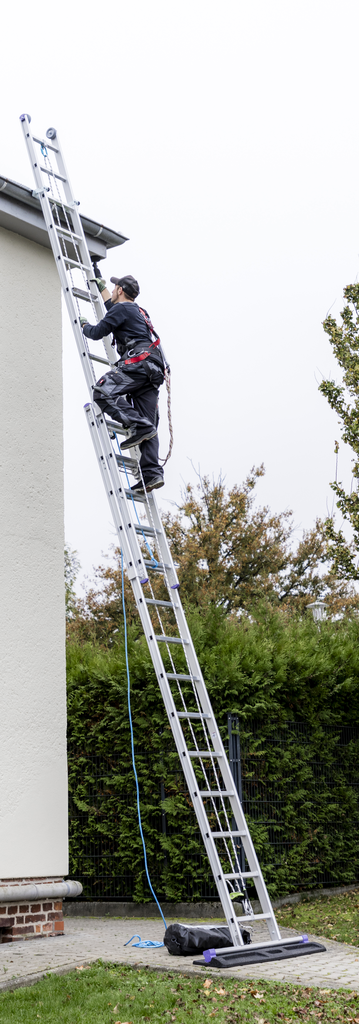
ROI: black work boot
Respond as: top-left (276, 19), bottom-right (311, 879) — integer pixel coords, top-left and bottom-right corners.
top-left (120, 425), bottom-right (157, 451)
top-left (146, 476), bottom-right (164, 492)
top-left (130, 480), bottom-right (146, 496)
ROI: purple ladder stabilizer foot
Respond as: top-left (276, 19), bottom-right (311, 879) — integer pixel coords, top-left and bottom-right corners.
top-left (140, 577), bottom-right (149, 585)
top-left (302, 934), bottom-right (309, 943)
top-left (203, 948), bottom-right (217, 963)
top-left (171, 583), bottom-right (180, 589)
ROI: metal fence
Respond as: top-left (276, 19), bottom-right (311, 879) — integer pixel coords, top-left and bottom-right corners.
top-left (68, 717), bottom-right (359, 900)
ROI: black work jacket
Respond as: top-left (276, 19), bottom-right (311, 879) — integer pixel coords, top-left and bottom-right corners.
top-left (83, 299), bottom-right (164, 367)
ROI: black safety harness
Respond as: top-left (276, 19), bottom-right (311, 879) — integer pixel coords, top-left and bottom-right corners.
top-left (124, 307), bottom-right (163, 366)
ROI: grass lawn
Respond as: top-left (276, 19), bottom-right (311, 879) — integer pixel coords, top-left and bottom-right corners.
top-left (276, 889), bottom-right (359, 946)
top-left (0, 962), bottom-right (358, 1024)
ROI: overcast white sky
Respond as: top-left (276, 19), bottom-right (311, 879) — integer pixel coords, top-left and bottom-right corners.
top-left (2, 0), bottom-right (359, 588)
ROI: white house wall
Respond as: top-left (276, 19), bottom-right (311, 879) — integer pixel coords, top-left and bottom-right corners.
top-left (0, 224), bottom-right (68, 877)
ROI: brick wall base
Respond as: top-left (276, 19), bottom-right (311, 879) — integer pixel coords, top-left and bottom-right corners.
top-left (0, 899), bottom-right (64, 942)
top-left (0, 879), bottom-right (64, 942)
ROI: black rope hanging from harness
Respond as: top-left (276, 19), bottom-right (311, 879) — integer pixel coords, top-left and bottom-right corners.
top-left (161, 367), bottom-right (173, 467)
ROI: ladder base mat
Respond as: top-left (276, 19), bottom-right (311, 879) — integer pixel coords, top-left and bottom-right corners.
top-left (193, 939), bottom-right (326, 968)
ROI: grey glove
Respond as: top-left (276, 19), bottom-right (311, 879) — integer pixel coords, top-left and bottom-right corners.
top-left (91, 262), bottom-right (107, 293)
top-left (79, 316), bottom-right (88, 328)
top-left (90, 276), bottom-right (107, 293)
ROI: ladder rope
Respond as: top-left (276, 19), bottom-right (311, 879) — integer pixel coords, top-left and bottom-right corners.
top-left (121, 548), bottom-right (167, 931)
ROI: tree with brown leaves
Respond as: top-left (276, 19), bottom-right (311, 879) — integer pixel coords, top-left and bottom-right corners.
top-left (67, 466), bottom-right (358, 646)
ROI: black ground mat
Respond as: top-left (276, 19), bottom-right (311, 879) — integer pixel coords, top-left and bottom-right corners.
top-left (193, 939), bottom-right (326, 968)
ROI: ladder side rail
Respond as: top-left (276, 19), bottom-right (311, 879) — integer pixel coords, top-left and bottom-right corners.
top-left (47, 132), bottom-right (79, 209)
top-left (19, 118), bottom-right (102, 384)
top-left (20, 116), bottom-right (116, 366)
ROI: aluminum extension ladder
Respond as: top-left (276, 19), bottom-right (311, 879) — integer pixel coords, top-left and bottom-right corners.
top-left (20, 114), bottom-right (294, 962)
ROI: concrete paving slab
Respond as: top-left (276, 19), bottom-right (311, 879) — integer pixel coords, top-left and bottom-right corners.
top-left (0, 917), bottom-right (358, 994)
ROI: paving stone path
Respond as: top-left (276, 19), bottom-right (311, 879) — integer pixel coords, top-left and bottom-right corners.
top-left (0, 917), bottom-right (358, 993)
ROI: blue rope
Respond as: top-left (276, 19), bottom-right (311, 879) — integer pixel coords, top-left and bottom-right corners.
top-left (124, 934), bottom-right (164, 948)
top-left (121, 549), bottom-right (167, 934)
top-left (115, 434), bottom-right (158, 568)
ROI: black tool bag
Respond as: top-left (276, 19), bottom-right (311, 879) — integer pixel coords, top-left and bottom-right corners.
top-left (163, 922), bottom-right (251, 956)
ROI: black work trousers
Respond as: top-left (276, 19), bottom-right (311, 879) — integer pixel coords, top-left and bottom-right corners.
top-left (93, 364), bottom-right (163, 483)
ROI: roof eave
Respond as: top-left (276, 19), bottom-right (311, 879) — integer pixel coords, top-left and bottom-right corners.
top-left (0, 175), bottom-right (128, 259)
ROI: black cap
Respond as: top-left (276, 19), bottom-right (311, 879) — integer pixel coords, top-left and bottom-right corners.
top-left (110, 275), bottom-right (140, 299)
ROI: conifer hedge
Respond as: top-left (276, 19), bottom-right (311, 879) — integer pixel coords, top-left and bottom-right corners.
top-left (67, 607), bottom-right (359, 900)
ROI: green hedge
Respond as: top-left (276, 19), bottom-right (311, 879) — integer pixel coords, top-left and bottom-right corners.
top-left (67, 607), bottom-right (359, 900)
top-left (240, 720), bottom-right (359, 896)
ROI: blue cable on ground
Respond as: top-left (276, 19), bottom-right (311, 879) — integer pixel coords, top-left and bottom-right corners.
top-left (120, 549), bottom-right (167, 939)
top-left (124, 934), bottom-right (164, 948)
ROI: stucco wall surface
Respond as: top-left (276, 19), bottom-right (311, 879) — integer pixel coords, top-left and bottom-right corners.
top-left (0, 225), bottom-right (68, 877)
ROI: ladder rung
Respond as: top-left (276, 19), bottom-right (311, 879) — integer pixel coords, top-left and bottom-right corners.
top-left (155, 635), bottom-right (188, 645)
top-left (65, 257), bottom-right (91, 270)
top-left (125, 489), bottom-right (146, 503)
top-left (188, 750), bottom-right (222, 758)
top-left (145, 598), bottom-right (175, 607)
top-left (115, 455), bottom-right (138, 472)
top-left (49, 196), bottom-right (79, 216)
top-left (72, 287), bottom-right (100, 302)
top-left (223, 871), bottom-right (259, 880)
top-left (105, 419), bottom-right (127, 435)
top-left (211, 831), bottom-right (246, 838)
top-left (135, 525), bottom-right (156, 537)
top-left (167, 674), bottom-right (200, 681)
top-left (235, 913), bottom-right (272, 922)
top-left (199, 790), bottom-right (235, 797)
top-left (33, 135), bottom-right (58, 153)
top-left (177, 712), bottom-right (210, 719)
top-left (56, 226), bottom-right (83, 241)
top-left (40, 165), bottom-right (66, 182)
top-left (89, 353), bottom-right (111, 365)
top-left (145, 560), bottom-right (171, 571)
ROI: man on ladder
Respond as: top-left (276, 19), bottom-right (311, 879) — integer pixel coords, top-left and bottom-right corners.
top-left (80, 270), bottom-right (166, 493)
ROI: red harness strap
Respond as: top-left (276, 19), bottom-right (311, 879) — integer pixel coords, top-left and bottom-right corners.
top-left (124, 307), bottom-right (161, 365)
